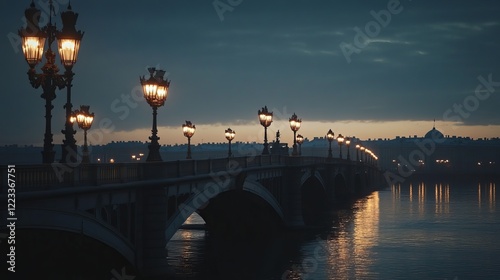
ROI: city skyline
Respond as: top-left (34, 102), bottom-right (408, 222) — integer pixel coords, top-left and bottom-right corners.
top-left (2, 1), bottom-right (500, 147)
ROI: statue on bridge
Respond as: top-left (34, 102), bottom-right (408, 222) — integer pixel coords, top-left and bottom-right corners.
top-left (271, 130), bottom-right (289, 155)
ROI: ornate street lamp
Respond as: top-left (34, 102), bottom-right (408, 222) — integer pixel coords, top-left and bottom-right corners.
top-left (337, 134), bottom-right (344, 159)
top-left (182, 121), bottom-right (196, 159)
top-left (258, 106), bottom-right (273, 155)
top-left (140, 67), bottom-right (170, 162)
top-left (360, 146), bottom-right (365, 162)
top-left (289, 113), bottom-right (301, 156)
top-left (296, 134), bottom-right (304, 156)
top-left (326, 129), bottom-right (334, 158)
top-left (345, 137), bottom-right (351, 160)
top-left (18, 1), bottom-right (84, 164)
top-left (225, 128), bottom-right (236, 158)
top-left (73, 105), bottom-right (94, 163)
top-left (355, 144), bottom-right (360, 162)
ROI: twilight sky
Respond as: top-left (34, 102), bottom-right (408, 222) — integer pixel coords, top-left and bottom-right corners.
top-left (1, 0), bottom-right (500, 146)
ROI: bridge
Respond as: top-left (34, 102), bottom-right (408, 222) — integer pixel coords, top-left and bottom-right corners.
top-left (1, 155), bottom-right (385, 277)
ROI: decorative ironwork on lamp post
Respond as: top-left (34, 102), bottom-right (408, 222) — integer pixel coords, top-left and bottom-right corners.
top-left (337, 134), bottom-right (344, 159)
top-left (258, 106), bottom-right (273, 155)
top-left (296, 134), bottom-right (304, 156)
top-left (140, 67), bottom-right (170, 162)
top-left (182, 121), bottom-right (196, 159)
top-left (73, 105), bottom-right (94, 163)
top-left (18, 1), bottom-right (84, 164)
top-left (326, 129), bottom-right (334, 158)
top-left (289, 113), bottom-right (301, 156)
top-left (345, 137), bottom-right (351, 160)
top-left (225, 128), bottom-right (235, 158)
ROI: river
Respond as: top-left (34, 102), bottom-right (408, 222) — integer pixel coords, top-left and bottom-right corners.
top-left (166, 178), bottom-right (499, 279)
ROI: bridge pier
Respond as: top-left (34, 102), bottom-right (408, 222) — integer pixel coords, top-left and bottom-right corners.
top-left (137, 187), bottom-right (169, 276)
top-left (282, 158), bottom-right (305, 228)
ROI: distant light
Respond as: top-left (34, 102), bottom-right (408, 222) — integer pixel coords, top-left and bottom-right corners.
top-left (110, 159), bottom-right (115, 163)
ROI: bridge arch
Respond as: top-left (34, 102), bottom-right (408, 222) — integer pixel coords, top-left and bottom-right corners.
top-left (164, 177), bottom-right (285, 243)
top-left (16, 208), bottom-right (136, 266)
top-left (300, 172), bottom-right (328, 225)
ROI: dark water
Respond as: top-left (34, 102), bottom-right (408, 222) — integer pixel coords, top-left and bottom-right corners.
top-left (166, 178), bottom-right (499, 279)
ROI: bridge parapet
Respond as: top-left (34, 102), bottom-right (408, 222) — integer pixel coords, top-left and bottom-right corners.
top-left (1, 155), bottom-right (299, 192)
top-left (1, 156), bottom-right (381, 194)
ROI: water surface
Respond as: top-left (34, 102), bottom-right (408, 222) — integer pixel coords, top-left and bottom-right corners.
top-left (166, 179), bottom-right (499, 279)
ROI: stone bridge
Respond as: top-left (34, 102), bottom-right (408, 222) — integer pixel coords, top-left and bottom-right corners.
top-left (0, 155), bottom-right (385, 276)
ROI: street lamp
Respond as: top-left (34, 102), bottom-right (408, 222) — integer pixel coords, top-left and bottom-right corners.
top-left (18, 1), bottom-right (84, 164)
top-left (73, 105), bottom-right (94, 163)
top-left (225, 128), bottom-right (235, 158)
top-left (296, 134), bottom-right (304, 156)
top-left (326, 129), bottom-right (335, 158)
top-left (337, 134), bottom-right (344, 159)
top-left (258, 106), bottom-right (273, 155)
top-left (182, 121), bottom-right (196, 159)
top-left (360, 146), bottom-right (365, 162)
top-left (289, 113), bottom-right (301, 156)
top-left (140, 67), bottom-right (170, 162)
top-left (345, 137), bottom-right (351, 160)
top-left (355, 144), bottom-right (360, 162)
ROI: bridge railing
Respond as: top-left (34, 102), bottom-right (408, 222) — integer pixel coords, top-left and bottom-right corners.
top-left (0, 155), bottom-right (284, 192)
top-left (1, 155), bottom-right (371, 193)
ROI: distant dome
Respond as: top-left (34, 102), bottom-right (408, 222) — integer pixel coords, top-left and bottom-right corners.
top-left (424, 127), bottom-right (444, 139)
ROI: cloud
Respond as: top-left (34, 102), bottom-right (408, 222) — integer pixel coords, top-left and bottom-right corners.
top-left (2, 0), bottom-right (500, 146)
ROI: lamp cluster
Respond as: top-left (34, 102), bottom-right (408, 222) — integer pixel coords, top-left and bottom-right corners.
top-left (258, 106), bottom-right (273, 154)
top-left (18, 0), bottom-right (94, 164)
top-left (182, 121), bottom-right (196, 159)
top-left (140, 68), bottom-right (170, 108)
top-left (71, 105), bottom-right (94, 163)
top-left (225, 128), bottom-right (236, 158)
top-left (355, 145), bottom-right (378, 164)
top-left (139, 67), bottom-right (171, 162)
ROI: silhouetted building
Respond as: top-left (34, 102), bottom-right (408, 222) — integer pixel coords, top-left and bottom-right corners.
top-left (363, 125), bottom-right (500, 175)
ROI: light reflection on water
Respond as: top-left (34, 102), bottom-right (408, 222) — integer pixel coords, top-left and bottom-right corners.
top-left (166, 180), bottom-right (499, 279)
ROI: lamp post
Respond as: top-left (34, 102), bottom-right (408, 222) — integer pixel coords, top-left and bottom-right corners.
top-left (326, 129), bottom-right (334, 158)
top-left (73, 105), bottom-right (94, 163)
top-left (18, 1), bottom-right (84, 164)
top-left (258, 106), bottom-right (273, 155)
top-left (296, 134), bottom-right (304, 156)
top-left (360, 146), bottom-right (365, 162)
top-left (289, 113), bottom-right (301, 156)
top-left (355, 144), bottom-right (360, 162)
top-left (140, 67), bottom-right (170, 162)
top-left (345, 137), bottom-right (351, 160)
top-left (182, 121), bottom-right (196, 159)
top-left (337, 134), bottom-right (344, 159)
top-left (225, 128), bottom-right (235, 158)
